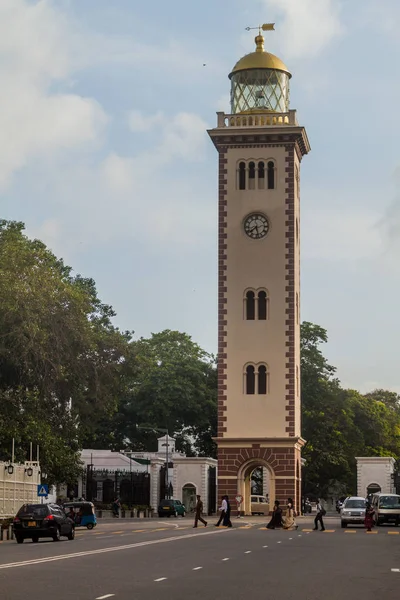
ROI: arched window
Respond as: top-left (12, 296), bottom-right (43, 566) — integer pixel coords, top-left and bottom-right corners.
top-left (246, 365), bottom-right (255, 394)
top-left (258, 365), bottom-right (267, 394)
top-left (267, 161), bottom-right (275, 189)
top-left (258, 161), bottom-right (265, 189)
top-left (246, 291), bottom-right (255, 320)
top-left (239, 162), bottom-right (246, 190)
top-left (258, 291), bottom-right (267, 320)
top-left (249, 162), bottom-right (256, 190)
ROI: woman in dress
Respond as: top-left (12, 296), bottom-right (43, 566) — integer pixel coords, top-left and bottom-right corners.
top-left (266, 500), bottom-right (283, 529)
top-left (364, 500), bottom-right (374, 532)
top-left (283, 499), bottom-right (298, 530)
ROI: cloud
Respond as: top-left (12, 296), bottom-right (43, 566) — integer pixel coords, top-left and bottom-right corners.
top-left (0, 0), bottom-right (108, 188)
top-left (23, 109), bottom-right (213, 255)
top-left (261, 0), bottom-right (344, 58)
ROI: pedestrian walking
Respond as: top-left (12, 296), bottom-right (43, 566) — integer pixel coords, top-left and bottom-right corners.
top-left (215, 495), bottom-right (227, 526)
top-left (193, 495), bottom-right (208, 528)
top-left (364, 501), bottom-right (374, 532)
top-left (283, 498), bottom-right (298, 530)
top-left (222, 495), bottom-right (232, 528)
top-left (313, 498), bottom-right (326, 531)
top-left (266, 500), bottom-right (283, 529)
top-left (112, 498), bottom-right (121, 518)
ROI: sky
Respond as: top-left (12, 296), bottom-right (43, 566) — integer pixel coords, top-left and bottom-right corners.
top-left (2, 0), bottom-right (400, 393)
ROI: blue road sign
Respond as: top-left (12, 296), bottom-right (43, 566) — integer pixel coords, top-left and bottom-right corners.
top-left (37, 484), bottom-right (49, 497)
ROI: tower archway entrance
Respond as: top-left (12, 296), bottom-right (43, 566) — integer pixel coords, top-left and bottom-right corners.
top-left (237, 459), bottom-right (275, 516)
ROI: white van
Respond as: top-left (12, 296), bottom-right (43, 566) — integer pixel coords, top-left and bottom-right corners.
top-left (371, 493), bottom-right (400, 526)
top-left (251, 495), bottom-right (269, 516)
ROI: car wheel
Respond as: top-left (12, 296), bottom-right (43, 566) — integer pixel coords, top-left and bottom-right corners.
top-left (52, 527), bottom-right (61, 542)
top-left (32, 536), bottom-right (39, 543)
top-left (167, 514), bottom-right (171, 518)
top-left (86, 523), bottom-right (94, 530)
top-left (158, 513), bottom-right (162, 518)
top-left (341, 521), bottom-right (347, 528)
top-left (16, 535), bottom-right (24, 544)
top-left (174, 512), bottom-right (178, 518)
top-left (181, 512), bottom-right (186, 518)
top-left (67, 527), bottom-right (75, 541)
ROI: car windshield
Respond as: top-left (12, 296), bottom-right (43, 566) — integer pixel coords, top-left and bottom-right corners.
top-left (17, 505), bottom-right (48, 517)
top-left (162, 500), bottom-right (174, 506)
top-left (345, 500), bottom-right (365, 509)
top-left (379, 496), bottom-right (400, 509)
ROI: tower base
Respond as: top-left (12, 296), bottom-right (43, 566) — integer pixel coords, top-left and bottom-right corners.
top-left (217, 438), bottom-right (304, 516)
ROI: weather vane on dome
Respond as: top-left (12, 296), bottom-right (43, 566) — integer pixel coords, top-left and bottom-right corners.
top-left (245, 23), bottom-right (275, 35)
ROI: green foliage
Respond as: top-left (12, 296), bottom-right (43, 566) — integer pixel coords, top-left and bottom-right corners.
top-left (0, 220), bottom-right (134, 485)
top-left (83, 330), bottom-right (217, 457)
top-left (301, 322), bottom-right (400, 498)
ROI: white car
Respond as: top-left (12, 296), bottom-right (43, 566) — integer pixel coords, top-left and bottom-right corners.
top-left (340, 496), bottom-right (366, 528)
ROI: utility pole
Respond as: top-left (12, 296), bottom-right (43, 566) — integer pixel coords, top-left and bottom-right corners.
top-left (137, 425), bottom-right (170, 499)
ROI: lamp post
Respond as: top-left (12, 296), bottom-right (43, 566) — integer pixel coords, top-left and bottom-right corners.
top-left (137, 425), bottom-right (170, 499)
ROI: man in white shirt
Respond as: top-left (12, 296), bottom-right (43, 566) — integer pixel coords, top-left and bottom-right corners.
top-left (313, 498), bottom-right (326, 531)
top-left (215, 496), bottom-right (227, 527)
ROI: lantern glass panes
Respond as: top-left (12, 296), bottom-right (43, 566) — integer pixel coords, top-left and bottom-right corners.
top-left (230, 69), bottom-right (290, 114)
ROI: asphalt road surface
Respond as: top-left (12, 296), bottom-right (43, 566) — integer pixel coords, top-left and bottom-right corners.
top-left (1, 516), bottom-right (399, 600)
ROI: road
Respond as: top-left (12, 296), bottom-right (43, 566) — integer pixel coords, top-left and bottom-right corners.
top-left (1, 516), bottom-right (400, 600)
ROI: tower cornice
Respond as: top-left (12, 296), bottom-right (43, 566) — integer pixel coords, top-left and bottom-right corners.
top-left (208, 126), bottom-right (310, 158)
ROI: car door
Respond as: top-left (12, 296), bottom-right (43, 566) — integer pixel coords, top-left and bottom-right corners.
top-left (53, 506), bottom-right (69, 534)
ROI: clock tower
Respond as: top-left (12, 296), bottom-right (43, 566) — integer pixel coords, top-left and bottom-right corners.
top-left (208, 27), bottom-right (310, 515)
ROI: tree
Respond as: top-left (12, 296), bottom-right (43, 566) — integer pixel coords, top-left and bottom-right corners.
top-left (89, 330), bottom-right (218, 457)
top-left (300, 322), bottom-right (400, 498)
top-left (0, 220), bottom-right (135, 484)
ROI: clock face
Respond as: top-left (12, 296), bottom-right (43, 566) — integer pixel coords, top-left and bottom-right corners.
top-left (243, 213), bottom-right (269, 239)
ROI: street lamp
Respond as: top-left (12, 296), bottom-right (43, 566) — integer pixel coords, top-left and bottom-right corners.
top-left (5, 464), bottom-right (14, 475)
top-left (137, 425), bottom-right (170, 499)
top-left (25, 467), bottom-right (33, 477)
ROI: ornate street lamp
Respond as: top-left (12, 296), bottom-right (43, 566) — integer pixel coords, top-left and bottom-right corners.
top-left (25, 466), bottom-right (33, 477)
top-left (5, 464), bottom-right (14, 475)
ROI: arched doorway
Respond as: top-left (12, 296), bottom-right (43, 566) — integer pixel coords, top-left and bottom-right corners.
top-left (237, 459), bottom-right (275, 516)
top-left (367, 483), bottom-right (381, 496)
top-left (182, 483), bottom-right (197, 513)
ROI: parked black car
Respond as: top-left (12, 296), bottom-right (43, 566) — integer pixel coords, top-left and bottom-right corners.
top-left (13, 503), bottom-right (75, 543)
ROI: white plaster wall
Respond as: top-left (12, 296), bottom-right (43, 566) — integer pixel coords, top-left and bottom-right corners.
top-left (173, 460), bottom-right (217, 514)
top-left (356, 457), bottom-right (395, 497)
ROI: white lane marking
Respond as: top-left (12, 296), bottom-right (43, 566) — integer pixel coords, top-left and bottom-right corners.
top-left (244, 551), bottom-right (251, 554)
top-left (158, 521), bottom-right (179, 529)
top-left (298, 535), bottom-right (302, 537)
top-left (96, 595), bottom-right (115, 599)
top-left (391, 569), bottom-right (400, 572)
top-left (193, 567), bottom-right (203, 570)
top-left (263, 545), bottom-right (268, 548)
top-left (154, 578), bottom-right (167, 582)
top-left (277, 541), bottom-right (282, 544)
top-left (0, 530), bottom-right (227, 571)
top-left (289, 538), bottom-right (293, 540)
top-left (222, 558), bottom-right (230, 561)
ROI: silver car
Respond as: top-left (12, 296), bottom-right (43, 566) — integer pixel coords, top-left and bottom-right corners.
top-left (340, 496), bottom-right (366, 528)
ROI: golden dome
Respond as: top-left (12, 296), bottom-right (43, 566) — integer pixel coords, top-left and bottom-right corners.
top-left (229, 34), bottom-right (291, 78)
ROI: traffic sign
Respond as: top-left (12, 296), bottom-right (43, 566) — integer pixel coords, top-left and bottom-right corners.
top-left (37, 484), bottom-right (49, 497)
top-left (235, 494), bottom-right (243, 505)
